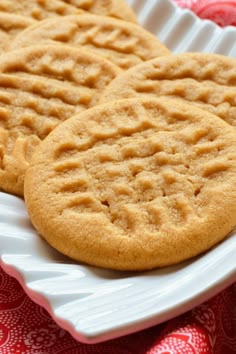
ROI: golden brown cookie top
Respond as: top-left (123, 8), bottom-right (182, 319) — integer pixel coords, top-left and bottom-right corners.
top-left (60, 0), bottom-right (137, 22)
top-left (0, 12), bottom-right (36, 54)
top-left (25, 97), bottom-right (236, 271)
top-left (100, 53), bottom-right (236, 126)
top-left (0, 44), bottom-right (120, 94)
top-left (0, 0), bottom-right (83, 20)
top-left (11, 14), bottom-right (170, 70)
top-left (0, 45), bottom-right (120, 196)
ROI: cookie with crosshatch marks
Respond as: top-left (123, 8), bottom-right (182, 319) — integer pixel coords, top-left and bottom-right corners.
top-left (0, 0), bottom-right (83, 20)
top-left (24, 97), bottom-right (236, 271)
top-left (0, 13), bottom-right (36, 55)
top-left (11, 14), bottom-right (170, 70)
top-left (100, 53), bottom-right (236, 126)
top-left (0, 45), bottom-right (120, 197)
top-left (60, 0), bottom-right (137, 22)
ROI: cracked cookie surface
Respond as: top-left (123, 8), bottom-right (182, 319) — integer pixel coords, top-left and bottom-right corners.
top-left (0, 45), bottom-right (120, 196)
top-left (24, 97), bottom-right (236, 271)
top-left (11, 14), bottom-right (170, 70)
top-left (100, 53), bottom-right (236, 126)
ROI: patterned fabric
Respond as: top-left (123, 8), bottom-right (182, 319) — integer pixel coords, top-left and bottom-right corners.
top-left (173, 0), bottom-right (236, 27)
top-left (1, 1), bottom-right (236, 353)
top-left (0, 266), bottom-right (235, 353)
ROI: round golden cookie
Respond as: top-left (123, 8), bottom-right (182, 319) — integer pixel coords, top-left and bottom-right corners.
top-left (24, 97), bottom-right (236, 271)
top-left (0, 13), bottom-right (36, 55)
top-left (10, 14), bottom-right (170, 70)
top-left (100, 53), bottom-right (236, 126)
top-left (0, 0), bottom-right (83, 20)
top-left (0, 45), bottom-right (120, 197)
top-left (60, 0), bottom-right (137, 22)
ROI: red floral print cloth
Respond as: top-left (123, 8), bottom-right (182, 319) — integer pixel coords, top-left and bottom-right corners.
top-left (173, 0), bottom-right (236, 27)
top-left (1, 1), bottom-right (236, 353)
top-left (0, 266), bottom-right (235, 354)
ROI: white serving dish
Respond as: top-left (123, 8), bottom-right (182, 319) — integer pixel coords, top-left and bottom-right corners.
top-left (0, 0), bottom-right (236, 344)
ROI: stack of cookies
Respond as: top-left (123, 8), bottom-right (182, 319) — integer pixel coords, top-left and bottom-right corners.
top-left (0, 0), bottom-right (236, 271)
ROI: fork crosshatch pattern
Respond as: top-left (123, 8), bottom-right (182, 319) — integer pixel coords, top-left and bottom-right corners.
top-left (0, 0), bottom-right (235, 353)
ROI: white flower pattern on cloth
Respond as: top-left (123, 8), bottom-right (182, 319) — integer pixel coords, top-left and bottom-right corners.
top-left (193, 305), bottom-right (216, 347)
top-left (146, 284), bottom-right (236, 354)
top-left (0, 2), bottom-right (235, 352)
top-left (173, 0), bottom-right (236, 27)
top-left (24, 329), bottom-right (56, 349)
top-left (0, 265), bottom-right (235, 353)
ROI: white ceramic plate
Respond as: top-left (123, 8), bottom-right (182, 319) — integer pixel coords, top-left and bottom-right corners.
top-left (0, 0), bottom-right (236, 344)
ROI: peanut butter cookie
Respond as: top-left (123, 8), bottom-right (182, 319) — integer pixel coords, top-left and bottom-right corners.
top-left (61, 0), bottom-right (137, 22)
top-left (0, 45), bottom-right (120, 196)
top-left (0, 13), bottom-right (35, 55)
top-left (100, 53), bottom-right (236, 126)
top-left (11, 14), bottom-right (170, 70)
top-left (0, 0), bottom-right (82, 20)
top-left (24, 97), bottom-right (236, 271)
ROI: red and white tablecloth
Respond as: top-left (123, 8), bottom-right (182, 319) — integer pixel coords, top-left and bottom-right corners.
top-left (174, 0), bottom-right (236, 27)
top-left (0, 266), bottom-right (235, 353)
top-left (0, 1), bottom-right (236, 353)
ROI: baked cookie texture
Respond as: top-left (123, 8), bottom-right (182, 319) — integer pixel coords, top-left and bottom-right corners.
top-left (0, 45), bottom-right (120, 196)
top-left (0, 13), bottom-right (36, 55)
top-left (10, 14), bottom-right (170, 70)
top-left (24, 97), bottom-right (236, 271)
top-left (60, 0), bottom-right (137, 22)
top-left (0, 0), bottom-right (84, 20)
top-left (100, 53), bottom-right (236, 126)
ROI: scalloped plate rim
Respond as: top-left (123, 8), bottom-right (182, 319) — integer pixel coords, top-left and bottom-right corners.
top-left (1, 0), bottom-right (236, 344)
